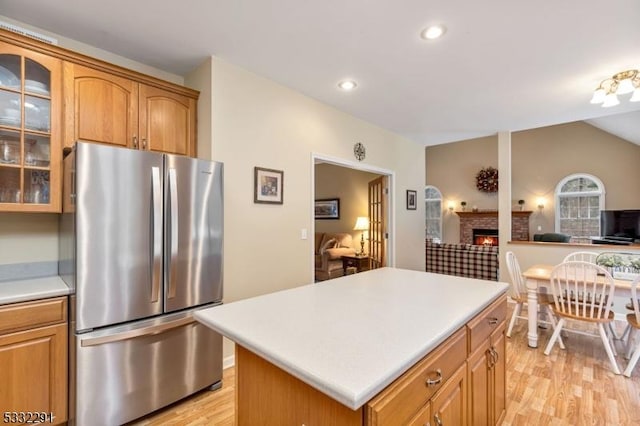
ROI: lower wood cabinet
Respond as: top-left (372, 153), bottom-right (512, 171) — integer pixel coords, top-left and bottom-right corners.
top-left (404, 364), bottom-right (467, 426)
top-left (0, 297), bottom-right (68, 425)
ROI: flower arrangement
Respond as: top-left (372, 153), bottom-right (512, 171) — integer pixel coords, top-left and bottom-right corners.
top-left (518, 199), bottom-right (525, 211)
top-left (596, 253), bottom-right (640, 280)
top-left (476, 167), bottom-right (499, 193)
top-left (461, 201), bottom-right (467, 211)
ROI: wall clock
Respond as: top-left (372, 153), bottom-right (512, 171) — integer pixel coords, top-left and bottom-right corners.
top-left (353, 143), bottom-right (366, 161)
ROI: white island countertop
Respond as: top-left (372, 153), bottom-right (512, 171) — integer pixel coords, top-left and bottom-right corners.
top-left (195, 267), bottom-right (508, 410)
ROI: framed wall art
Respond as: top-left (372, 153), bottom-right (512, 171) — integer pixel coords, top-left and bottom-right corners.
top-left (315, 198), bottom-right (340, 219)
top-left (406, 190), bottom-right (417, 210)
top-left (254, 167), bottom-right (284, 204)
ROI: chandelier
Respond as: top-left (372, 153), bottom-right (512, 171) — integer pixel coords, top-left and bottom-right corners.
top-left (590, 69), bottom-right (640, 107)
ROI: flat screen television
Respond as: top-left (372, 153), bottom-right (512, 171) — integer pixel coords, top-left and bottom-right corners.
top-left (600, 210), bottom-right (640, 243)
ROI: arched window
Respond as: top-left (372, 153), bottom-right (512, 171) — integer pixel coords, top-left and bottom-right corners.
top-left (555, 174), bottom-right (605, 239)
top-left (425, 186), bottom-right (442, 241)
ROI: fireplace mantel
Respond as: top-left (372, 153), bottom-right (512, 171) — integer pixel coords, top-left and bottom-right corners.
top-left (456, 210), bottom-right (532, 244)
top-left (455, 210), bottom-right (533, 218)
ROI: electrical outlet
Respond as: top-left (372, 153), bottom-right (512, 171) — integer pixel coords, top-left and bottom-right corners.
top-left (301, 228), bottom-right (308, 240)
top-left (537, 225), bottom-right (542, 231)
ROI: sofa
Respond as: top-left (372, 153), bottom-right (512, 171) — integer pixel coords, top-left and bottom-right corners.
top-left (315, 232), bottom-right (357, 281)
top-left (425, 240), bottom-right (499, 281)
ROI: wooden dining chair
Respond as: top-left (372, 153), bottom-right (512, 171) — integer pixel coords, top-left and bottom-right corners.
top-left (623, 275), bottom-right (640, 377)
top-left (504, 251), bottom-right (564, 348)
top-left (563, 251), bottom-right (599, 263)
top-left (544, 261), bottom-right (621, 374)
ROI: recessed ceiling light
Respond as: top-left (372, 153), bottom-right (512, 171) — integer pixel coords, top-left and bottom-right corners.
top-left (338, 80), bottom-right (357, 91)
top-left (420, 25), bottom-right (446, 40)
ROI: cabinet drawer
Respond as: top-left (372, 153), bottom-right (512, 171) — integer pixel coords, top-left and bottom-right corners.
top-left (366, 327), bottom-right (467, 426)
top-left (0, 297), bottom-right (67, 335)
top-left (467, 296), bottom-right (506, 354)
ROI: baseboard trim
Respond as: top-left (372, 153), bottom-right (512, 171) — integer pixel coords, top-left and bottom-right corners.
top-left (223, 354), bottom-right (235, 370)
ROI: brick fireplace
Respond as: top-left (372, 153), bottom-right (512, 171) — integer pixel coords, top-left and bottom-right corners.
top-left (457, 211), bottom-right (532, 245)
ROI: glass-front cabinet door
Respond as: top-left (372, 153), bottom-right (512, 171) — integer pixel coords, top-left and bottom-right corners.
top-left (0, 42), bottom-right (61, 212)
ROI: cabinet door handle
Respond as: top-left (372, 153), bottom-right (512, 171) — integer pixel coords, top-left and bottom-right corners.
top-left (142, 138), bottom-right (147, 150)
top-left (133, 135), bottom-right (138, 149)
top-left (486, 348), bottom-right (494, 368)
top-left (434, 413), bottom-right (443, 426)
top-left (425, 368), bottom-right (443, 387)
top-left (492, 347), bottom-right (499, 364)
top-left (488, 316), bottom-right (498, 325)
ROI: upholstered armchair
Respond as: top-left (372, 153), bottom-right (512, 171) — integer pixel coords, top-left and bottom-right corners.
top-left (314, 232), bottom-right (356, 281)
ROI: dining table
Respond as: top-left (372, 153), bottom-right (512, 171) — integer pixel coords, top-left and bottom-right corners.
top-left (521, 264), bottom-right (633, 348)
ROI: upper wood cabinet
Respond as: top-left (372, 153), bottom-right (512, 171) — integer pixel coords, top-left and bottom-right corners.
top-left (0, 40), bottom-right (61, 213)
top-left (139, 84), bottom-right (196, 155)
top-left (64, 63), bottom-right (196, 156)
top-left (0, 27), bottom-right (199, 212)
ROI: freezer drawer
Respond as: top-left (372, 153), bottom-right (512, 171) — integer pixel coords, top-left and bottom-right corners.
top-left (72, 307), bottom-right (222, 426)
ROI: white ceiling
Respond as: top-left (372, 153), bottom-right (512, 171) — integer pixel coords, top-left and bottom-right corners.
top-left (1, 0), bottom-right (639, 146)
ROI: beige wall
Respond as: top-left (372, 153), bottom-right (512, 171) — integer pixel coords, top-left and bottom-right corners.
top-left (512, 121), bottom-right (640, 235)
top-left (425, 135), bottom-right (499, 243)
top-left (0, 213), bottom-right (59, 263)
top-left (185, 57), bottom-right (212, 160)
top-left (314, 163), bottom-right (381, 252)
top-left (190, 57), bottom-right (425, 361)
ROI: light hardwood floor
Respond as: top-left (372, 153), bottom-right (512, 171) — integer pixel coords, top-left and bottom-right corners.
top-left (131, 310), bottom-right (640, 425)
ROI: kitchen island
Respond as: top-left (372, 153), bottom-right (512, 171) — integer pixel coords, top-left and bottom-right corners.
top-left (195, 267), bottom-right (509, 425)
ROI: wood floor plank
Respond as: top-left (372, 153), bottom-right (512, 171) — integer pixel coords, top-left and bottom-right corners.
top-left (130, 304), bottom-right (640, 425)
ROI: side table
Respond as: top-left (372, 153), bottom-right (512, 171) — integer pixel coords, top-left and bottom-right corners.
top-left (341, 255), bottom-right (371, 276)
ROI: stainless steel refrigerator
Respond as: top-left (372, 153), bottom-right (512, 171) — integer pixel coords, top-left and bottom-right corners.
top-left (59, 141), bottom-right (223, 426)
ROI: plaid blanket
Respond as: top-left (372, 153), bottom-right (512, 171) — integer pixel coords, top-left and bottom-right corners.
top-left (426, 240), bottom-right (499, 281)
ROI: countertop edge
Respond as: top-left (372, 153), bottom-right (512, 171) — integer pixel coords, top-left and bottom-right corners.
top-left (0, 276), bottom-right (71, 306)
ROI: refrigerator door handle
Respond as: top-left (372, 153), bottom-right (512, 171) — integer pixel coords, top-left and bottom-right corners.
top-left (80, 316), bottom-right (195, 347)
top-left (168, 168), bottom-right (179, 299)
top-left (151, 166), bottom-right (162, 303)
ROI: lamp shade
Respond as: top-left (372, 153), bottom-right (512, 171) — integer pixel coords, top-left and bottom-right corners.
top-left (590, 88), bottom-right (606, 104)
top-left (353, 216), bottom-right (369, 231)
top-left (602, 92), bottom-right (620, 108)
top-left (616, 77), bottom-right (635, 95)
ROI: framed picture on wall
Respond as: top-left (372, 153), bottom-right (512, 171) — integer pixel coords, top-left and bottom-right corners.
top-left (315, 198), bottom-right (340, 219)
top-left (254, 167), bottom-right (284, 204)
top-left (406, 190), bottom-right (417, 210)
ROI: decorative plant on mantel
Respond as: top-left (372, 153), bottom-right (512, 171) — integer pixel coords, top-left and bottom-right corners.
top-left (518, 199), bottom-right (525, 211)
top-left (461, 201), bottom-right (467, 211)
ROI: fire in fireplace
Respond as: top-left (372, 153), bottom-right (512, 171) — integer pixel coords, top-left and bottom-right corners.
top-left (472, 229), bottom-right (499, 246)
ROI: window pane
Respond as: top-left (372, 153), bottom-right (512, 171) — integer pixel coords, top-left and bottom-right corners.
top-left (561, 177), bottom-right (599, 193)
top-left (425, 186), bottom-right (441, 200)
top-left (558, 188), bottom-right (602, 237)
top-left (425, 200), bottom-right (441, 219)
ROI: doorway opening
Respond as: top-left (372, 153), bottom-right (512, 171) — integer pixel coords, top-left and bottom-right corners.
top-left (311, 153), bottom-right (394, 283)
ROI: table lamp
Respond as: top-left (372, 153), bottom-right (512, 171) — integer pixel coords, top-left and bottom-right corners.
top-left (353, 216), bottom-right (369, 256)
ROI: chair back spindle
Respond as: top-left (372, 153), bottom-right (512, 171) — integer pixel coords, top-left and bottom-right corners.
top-left (563, 251), bottom-right (599, 264)
top-left (550, 261), bottom-right (615, 321)
top-left (631, 275), bottom-right (640, 325)
top-left (505, 251), bottom-right (527, 300)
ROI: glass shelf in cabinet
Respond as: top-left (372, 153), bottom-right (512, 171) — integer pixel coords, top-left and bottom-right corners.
top-left (25, 58), bottom-right (51, 96)
top-left (24, 95), bottom-right (50, 133)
